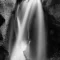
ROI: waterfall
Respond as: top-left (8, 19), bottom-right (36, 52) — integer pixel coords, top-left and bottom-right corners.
top-left (10, 0), bottom-right (47, 60)
top-left (10, 0), bottom-right (34, 60)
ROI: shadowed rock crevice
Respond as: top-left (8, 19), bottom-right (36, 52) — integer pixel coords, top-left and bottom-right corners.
top-left (0, 15), bottom-right (5, 27)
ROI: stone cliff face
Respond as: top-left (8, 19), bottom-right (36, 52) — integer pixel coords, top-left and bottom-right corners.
top-left (42, 0), bottom-right (60, 23)
top-left (0, 0), bottom-right (16, 60)
top-left (0, 0), bottom-right (16, 45)
top-left (42, 0), bottom-right (60, 59)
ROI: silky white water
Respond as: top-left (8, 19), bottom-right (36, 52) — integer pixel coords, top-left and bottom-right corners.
top-left (10, 0), bottom-right (47, 60)
top-left (10, 0), bottom-right (34, 60)
top-left (37, 0), bottom-right (47, 60)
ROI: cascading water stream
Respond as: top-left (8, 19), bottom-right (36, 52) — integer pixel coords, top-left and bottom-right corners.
top-left (10, 0), bottom-right (34, 60)
top-left (37, 0), bottom-right (47, 60)
top-left (10, 0), bottom-right (47, 60)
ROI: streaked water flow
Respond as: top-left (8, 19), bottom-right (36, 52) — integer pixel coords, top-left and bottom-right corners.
top-left (10, 0), bottom-right (34, 60)
top-left (37, 0), bottom-right (46, 60)
top-left (10, 0), bottom-right (47, 60)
